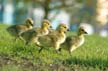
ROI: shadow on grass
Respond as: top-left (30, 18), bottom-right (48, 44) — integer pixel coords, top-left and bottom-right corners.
top-left (64, 57), bottom-right (108, 69)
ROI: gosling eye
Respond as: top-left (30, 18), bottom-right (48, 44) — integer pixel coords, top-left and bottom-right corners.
top-left (81, 29), bottom-right (84, 32)
top-left (48, 23), bottom-right (50, 25)
top-left (28, 20), bottom-right (32, 24)
top-left (63, 26), bottom-right (66, 28)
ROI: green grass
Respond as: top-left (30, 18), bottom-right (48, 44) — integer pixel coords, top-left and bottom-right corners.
top-left (0, 24), bottom-right (108, 71)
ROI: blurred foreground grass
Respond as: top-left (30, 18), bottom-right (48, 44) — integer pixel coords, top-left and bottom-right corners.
top-left (0, 24), bottom-right (108, 71)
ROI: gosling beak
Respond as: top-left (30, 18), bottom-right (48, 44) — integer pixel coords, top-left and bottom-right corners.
top-left (84, 31), bottom-right (88, 34)
top-left (50, 26), bottom-right (52, 28)
top-left (67, 29), bottom-right (70, 31)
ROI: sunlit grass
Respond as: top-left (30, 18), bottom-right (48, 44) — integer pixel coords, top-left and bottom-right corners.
top-left (0, 24), bottom-right (108, 71)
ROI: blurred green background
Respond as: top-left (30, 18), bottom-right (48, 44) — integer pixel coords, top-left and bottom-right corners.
top-left (0, 0), bottom-right (108, 37)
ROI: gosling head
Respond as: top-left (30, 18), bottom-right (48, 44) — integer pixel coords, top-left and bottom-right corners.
top-left (41, 19), bottom-right (52, 29)
top-left (78, 27), bottom-right (88, 35)
top-left (26, 18), bottom-right (34, 26)
top-left (57, 24), bottom-right (69, 33)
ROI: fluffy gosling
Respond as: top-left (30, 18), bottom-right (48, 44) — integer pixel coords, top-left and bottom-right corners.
top-left (21, 19), bottom-right (51, 46)
top-left (7, 18), bottom-right (34, 41)
top-left (64, 26), bottom-right (87, 53)
top-left (38, 24), bottom-right (69, 53)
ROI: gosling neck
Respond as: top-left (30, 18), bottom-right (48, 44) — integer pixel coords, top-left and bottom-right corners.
top-left (77, 32), bottom-right (85, 38)
top-left (41, 26), bottom-right (48, 31)
top-left (58, 30), bottom-right (65, 36)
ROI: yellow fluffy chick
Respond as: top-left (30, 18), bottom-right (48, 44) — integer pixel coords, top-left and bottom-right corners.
top-left (7, 18), bottom-right (34, 41)
top-left (64, 26), bottom-right (87, 53)
top-left (21, 19), bottom-right (51, 46)
top-left (38, 24), bottom-right (69, 53)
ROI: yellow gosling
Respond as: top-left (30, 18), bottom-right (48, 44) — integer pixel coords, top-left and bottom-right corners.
top-left (64, 26), bottom-right (87, 53)
top-left (38, 24), bottom-right (69, 53)
top-left (21, 19), bottom-right (51, 46)
top-left (7, 18), bottom-right (34, 41)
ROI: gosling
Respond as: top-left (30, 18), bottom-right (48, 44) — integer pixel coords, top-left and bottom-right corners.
top-left (64, 26), bottom-right (87, 53)
top-left (38, 24), bottom-right (69, 53)
top-left (7, 18), bottom-right (34, 41)
top-left (21, 19), bottom-right (51, 46)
